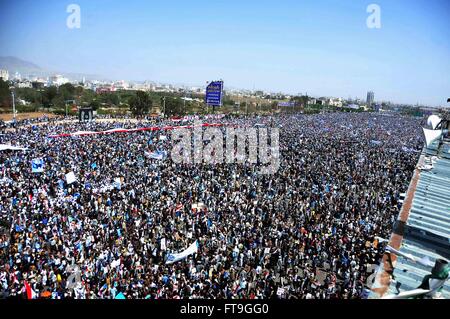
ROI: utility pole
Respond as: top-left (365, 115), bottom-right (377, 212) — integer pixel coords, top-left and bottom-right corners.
top-left (10, 89), bottom-right (16, 120)
top-left (162, 96), bottom-right (166, 118)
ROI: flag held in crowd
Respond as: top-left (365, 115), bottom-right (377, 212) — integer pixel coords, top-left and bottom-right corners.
top-left (0, 144), bottom-right (28, 151)
top-left (66, 171), bottom-right (77, 184)
top-left (24, 281), bottom-right (37, 299)
top-left (145, 150), bottom-right (168, 160)
top-left (165, 240), bottom-right (199, 264)
top-left (31, 158), bottom-right (44, 173)
top-left (113, 177), bottom-right (122, 189)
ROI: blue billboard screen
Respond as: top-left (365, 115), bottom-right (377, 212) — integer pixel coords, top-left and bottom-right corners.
top-left (205, 81), bottom-right (223, 106)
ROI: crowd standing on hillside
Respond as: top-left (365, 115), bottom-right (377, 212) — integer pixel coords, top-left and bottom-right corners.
top-left (0, 112), bottom-right (423, 299)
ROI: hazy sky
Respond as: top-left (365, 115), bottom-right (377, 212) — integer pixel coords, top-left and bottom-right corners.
top-left (1, 0), bottom-right (449, 106)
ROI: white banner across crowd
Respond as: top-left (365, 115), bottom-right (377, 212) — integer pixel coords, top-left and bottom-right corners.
top-left (165, 240), bottom-right (199, 264)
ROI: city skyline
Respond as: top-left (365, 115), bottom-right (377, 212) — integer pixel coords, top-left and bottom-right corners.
top-left (0, 0), bottom-right (449, 107)
top-left (0, 56), bottom-right (446, 108)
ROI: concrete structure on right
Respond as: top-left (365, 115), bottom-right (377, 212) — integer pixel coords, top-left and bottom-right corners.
top-left (370, 111), bottom-right (450, 299)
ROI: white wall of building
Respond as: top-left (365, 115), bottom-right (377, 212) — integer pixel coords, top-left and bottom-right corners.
top-left (0, 69), bottom-right (9, 81)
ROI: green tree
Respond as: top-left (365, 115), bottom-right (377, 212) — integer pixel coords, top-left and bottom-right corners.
top-left (222, 95), bottom-right (235, 106)
top-left (129, 91), bottom-right (152, 116)
top-left (80, 89), bottom-right (96, 105)
top-left (0, 79), bottom-right (11, 108)
top-left (291, 95), bottom-right (308, 107)
top-left (164, 97), bottom-right (184, 116)
top-left (101, 93), bottom-right (120, 106)
top-left (52, 95), bottom-right (65, 109)
top-left (75, 85), bottom-right (84, 96)
top-left (59, 83), bottom-right (76, 101)
top-left (42, 86), bottom-right (58, 107)
top-left (16, 88), bottom-right (40, 104)
top-left (90, 100), bottom-right (100, 110)
top-left (270, 101), bottom-right (278, 111)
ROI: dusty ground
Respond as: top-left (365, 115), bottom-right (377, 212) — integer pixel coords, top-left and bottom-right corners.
top-left (0, 112), bottom-right (58, 121)
top-left (2, 114), bottom-right (146, 131)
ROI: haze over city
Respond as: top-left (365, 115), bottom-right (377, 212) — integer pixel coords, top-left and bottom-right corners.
top-left (0, 0), bottom-right (449, 106)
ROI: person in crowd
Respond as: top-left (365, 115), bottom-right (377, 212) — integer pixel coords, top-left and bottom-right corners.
top-left (0, 112), bottom-right (423, 299)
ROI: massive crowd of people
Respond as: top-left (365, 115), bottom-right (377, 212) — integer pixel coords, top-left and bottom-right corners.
top-left (0, 112), bottom-right (424, 299)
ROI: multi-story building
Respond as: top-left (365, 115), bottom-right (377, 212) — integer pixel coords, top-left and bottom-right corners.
top-left (96, 85), bottom-right (116, 94)
top-left (49, 74), bottom-right (69, 86)
top-left (307, 98), bottom-right (317, 105)
top-left (328, 97), bottom-right (343, 107)
top-left (0, 69), bottom-right (9, 81)
top-left (16, 80), bottom-right (32, 88)
top-left (367, 91), bottom-right (375, 107)
top-left (13, 71), bottom-right (21, 81)
top-left (31, 80), bottom-right (46, 89)
top-left (114, 80), bottom-right (129, 90)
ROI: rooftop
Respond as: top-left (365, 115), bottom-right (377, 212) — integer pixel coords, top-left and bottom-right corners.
top-left (370, 128), bottom-right (450, 299)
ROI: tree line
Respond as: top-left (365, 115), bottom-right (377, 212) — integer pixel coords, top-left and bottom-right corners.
top-left (0, 79), bottom-right (194, 116)
top-left (0, 79), bottom-right (365, 116)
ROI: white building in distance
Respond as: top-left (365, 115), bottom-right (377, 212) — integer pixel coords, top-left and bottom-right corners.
top-left (328, 97), bottom-right (343, 107)
top-left (49, 74), bottom-right (69, 86)
top-left (0, 69), bottom-right (9, 81)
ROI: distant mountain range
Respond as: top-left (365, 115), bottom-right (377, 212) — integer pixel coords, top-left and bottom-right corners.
top-left (0, 57), bottom-right (251, 92)
top-left (0, 56), bottom-right (42, 75)
top-left (0, 56), bottom-right (104, 81)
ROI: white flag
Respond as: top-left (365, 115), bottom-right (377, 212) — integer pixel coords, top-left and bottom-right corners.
top-left (113, 177), bottom-right (122, 189)
top-left (66, 171), bottom-right (77, 184)
top-left (165, 240), bottom-right (199, 264)
top-left (0, 144), bottom-right (27, 151)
